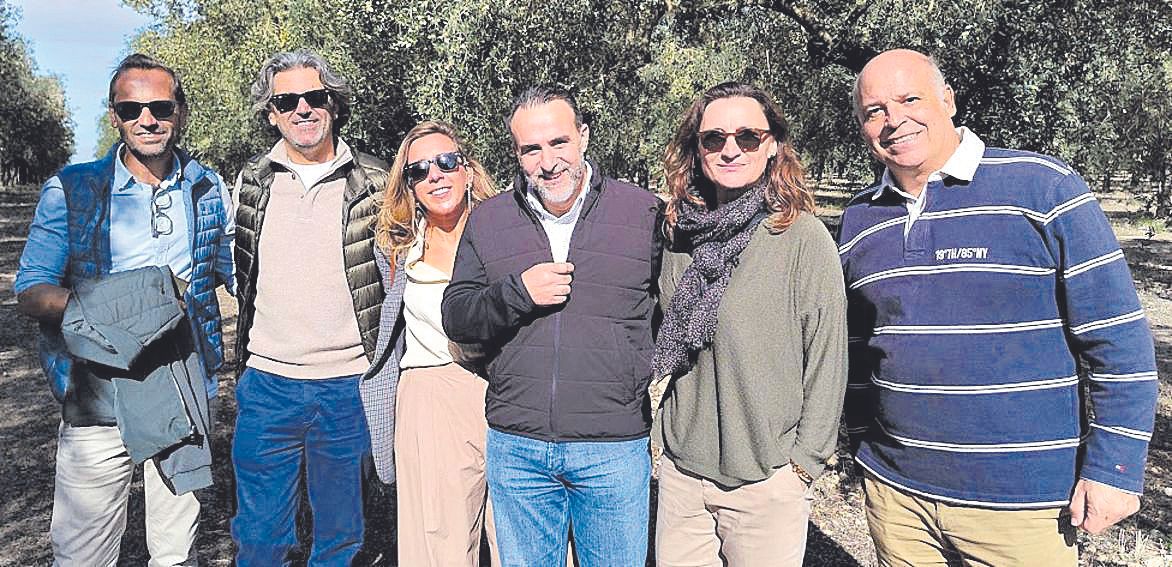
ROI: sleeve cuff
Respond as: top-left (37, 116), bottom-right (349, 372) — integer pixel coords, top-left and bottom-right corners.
top-left (790, 445), bottom-right (829, 482)
top-left (1080, 429), bottom-right (1150, 494)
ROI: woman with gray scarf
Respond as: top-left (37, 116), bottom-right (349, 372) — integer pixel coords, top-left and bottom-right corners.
top-left (652, 82), bottom-right (848, 566)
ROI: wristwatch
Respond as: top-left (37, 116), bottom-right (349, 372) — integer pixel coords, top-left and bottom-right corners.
top-left (790, 461), bottom-right (814, 486)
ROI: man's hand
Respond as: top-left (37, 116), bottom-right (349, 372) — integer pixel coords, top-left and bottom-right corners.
top-left (1068, 478), bottom-right (1140, 534)
top-left (16, 283), bottom-right (71, 323)
top-left (521, 262), bottom-right (574, 306)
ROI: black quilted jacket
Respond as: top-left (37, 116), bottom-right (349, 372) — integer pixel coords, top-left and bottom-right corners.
top-left (442, 161), bottom-right (663, 441)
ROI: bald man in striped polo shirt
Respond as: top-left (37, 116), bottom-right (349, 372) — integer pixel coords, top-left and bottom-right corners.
top-left (839, 48), bottom-right (1158, 566)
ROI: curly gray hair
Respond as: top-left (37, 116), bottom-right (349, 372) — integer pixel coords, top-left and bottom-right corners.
top-left (251, 49), bottom-right (352, 134)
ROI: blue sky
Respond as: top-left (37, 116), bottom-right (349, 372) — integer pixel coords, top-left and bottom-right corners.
top-left (12, 0), bottom-right (152, 163)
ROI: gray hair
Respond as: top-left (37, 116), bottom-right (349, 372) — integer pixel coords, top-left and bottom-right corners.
top-left (251, 49), bottom-right (352, 134)
top-left (504, 85), bottom-right (584, 142)
top-left (851, 51), bottom-right (949, 119)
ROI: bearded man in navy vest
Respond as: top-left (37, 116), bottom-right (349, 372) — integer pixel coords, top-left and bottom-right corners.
top-left (839, 48), bottom-right (1158, 565)
top-left (15, 53), bottom-right (234, 566)
top-left (442, 85), bottom-right (664, 566)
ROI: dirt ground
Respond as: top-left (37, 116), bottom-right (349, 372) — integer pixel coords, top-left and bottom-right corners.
top-left (0, 184), bottom-right (1168, 566)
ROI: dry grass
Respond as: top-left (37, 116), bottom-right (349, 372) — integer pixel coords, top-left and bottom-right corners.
top-left (0, 184), bottom-right (1168, 565)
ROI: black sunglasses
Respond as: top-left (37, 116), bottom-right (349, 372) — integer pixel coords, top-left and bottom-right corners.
top-left (698, 127), bottom-right (772, 153)
top-left (269, 89), bottom-right (331, 113)
top-left (404, 152), bottom-right (465, 185)
top-left (112, 100), bottom-right (178, 121)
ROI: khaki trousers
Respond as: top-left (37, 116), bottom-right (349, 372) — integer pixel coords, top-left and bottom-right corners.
top-left (50, 422), bottom-right (199, 567)
top-left (863, 472), bottom-right (1077, 567)
top-left (655, 456), bottom-right (812, 567)
top-left (395, 363), bottom-right (499, 567)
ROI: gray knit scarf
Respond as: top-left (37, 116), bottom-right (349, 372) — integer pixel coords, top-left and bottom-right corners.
top-left (652, 181), bottom-right (768, 379)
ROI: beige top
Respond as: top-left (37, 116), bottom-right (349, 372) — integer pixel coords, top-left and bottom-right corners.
top-left (400, 231), bottom-right (456, 369)
top-left (244, 139), bottom-right (369, 379)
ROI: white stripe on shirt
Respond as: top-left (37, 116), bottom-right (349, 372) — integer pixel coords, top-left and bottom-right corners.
top-left (850, 263), bottom-right (1055, 290)
top-left (839, 192), bottom-right (1097, 257)
top-left (1089, 371), bottom-right (1159, 383)
top-left (980, 156), bottom-right (1074, 176)
top-left (878, 423), bottom-right (1081, 453)
top-left (1042, 193), bottom-right (1097, 225)
top-left (870, 374), bottom-right (1078, 395)
top-left (1090, 423), bottom-right (1153, 442)
top-left (1065, 250), bottom-right (1125, 279)
top-left (1069, 309), bottom-right (1146, 335)
top-left (874, 319), bottom-right (1064, 336)
top-left (838, 216), bottom-right (905, 255)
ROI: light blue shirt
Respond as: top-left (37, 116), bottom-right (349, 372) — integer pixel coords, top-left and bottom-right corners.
top-left (15, 146), bottom-right (235, 294)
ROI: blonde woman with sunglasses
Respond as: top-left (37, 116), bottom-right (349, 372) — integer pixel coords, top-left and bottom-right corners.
top-left (366, 120), bottom-right (499, 566)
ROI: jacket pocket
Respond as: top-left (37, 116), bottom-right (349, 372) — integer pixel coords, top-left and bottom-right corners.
top-left (611, 320), bottom-right (653, 403)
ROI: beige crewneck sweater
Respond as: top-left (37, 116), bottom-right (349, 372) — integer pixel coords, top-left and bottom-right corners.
top-left (245, 140), bottom-right (369, 379)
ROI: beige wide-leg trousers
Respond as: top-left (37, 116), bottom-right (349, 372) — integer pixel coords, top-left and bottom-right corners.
top-left (395, 363), bottom-right (499, 567)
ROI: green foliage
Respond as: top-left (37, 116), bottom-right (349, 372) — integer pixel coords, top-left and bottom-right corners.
top-left (113, 0), bottom-right (1172, 210)
top-left (94, 112), bottom-right (119, 159)
top-left (0, 1), bottom-right (74, 184)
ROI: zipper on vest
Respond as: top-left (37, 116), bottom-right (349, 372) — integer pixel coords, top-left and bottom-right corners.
top-left (550, 311), bottom-right (561, 441)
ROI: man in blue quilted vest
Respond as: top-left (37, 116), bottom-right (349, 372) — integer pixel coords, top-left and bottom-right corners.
top-left (15, 53), bottom-right (234, 566)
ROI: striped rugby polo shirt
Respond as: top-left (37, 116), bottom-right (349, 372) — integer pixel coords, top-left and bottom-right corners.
top-left (838, 129), bottom-right (1158, 508)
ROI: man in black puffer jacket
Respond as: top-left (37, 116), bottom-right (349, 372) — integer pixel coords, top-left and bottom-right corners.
top-left (443, 85), bottom-right (662, 566)
top-left (230, 50), bottom-right (387, 567)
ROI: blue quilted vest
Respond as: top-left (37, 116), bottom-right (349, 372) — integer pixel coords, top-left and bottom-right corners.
top-left (43, 144), bottom-right (228, 423)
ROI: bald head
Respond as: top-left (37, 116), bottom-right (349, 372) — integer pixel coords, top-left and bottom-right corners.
top-left (852, 48), bottom-right (961, 193)
top-left (852, 49), bottom-right (948, 121)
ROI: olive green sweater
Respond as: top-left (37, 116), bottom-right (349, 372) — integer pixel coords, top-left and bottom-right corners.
top-left (653, 212), bottom-right (848, 488)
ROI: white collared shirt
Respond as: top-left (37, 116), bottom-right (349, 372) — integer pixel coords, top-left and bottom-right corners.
top-left (873, 127), bottom-right (986, 237)
top-left (523, 162), bottom-right (593, 263)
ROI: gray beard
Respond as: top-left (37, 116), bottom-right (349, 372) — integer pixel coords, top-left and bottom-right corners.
top-left (528, 162), bottom-right (586, 208)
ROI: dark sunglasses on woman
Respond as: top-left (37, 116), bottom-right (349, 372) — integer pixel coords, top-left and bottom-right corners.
top-left (698, 127), bottom-right (772, 153)
top-left (269, 88), bottom-right (331, 113)
top-left (112, 100), bottom-right (178, 121)
top-left (404, 152), bottom-right (465, 185)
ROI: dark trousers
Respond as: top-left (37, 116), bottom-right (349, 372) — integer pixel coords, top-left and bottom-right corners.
top-left (230, 368), bottom-right (370, 566)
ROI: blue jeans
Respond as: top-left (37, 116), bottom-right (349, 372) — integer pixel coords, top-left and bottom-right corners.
top-left (486, 428), bottom-right (650, 567)
top-left (230, 368), bottom-right (370, 566)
